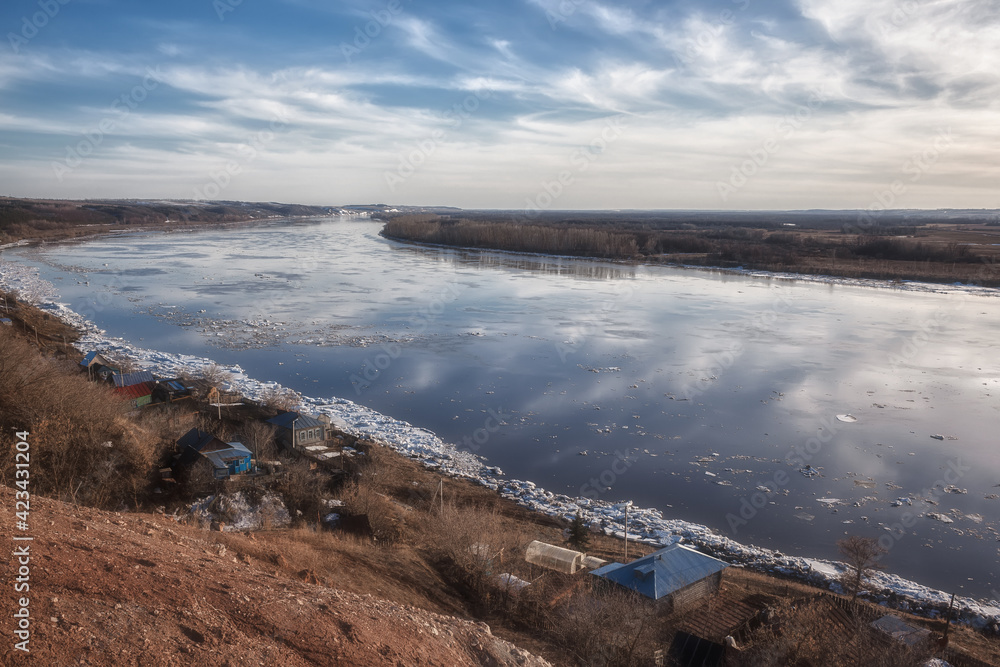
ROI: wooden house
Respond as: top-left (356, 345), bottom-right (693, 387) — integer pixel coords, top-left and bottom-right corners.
top-left (174, 428), bottom-right (252, 480)
top-left (591, 544), bottom-right (728, 612)
top-left (152, 378), bottom-right (194, 403)
top-left (266, 411), bottom-right (328, 451)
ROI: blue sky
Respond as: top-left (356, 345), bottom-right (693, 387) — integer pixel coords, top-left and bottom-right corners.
top-left (0, 0), bottom-right (997, 209)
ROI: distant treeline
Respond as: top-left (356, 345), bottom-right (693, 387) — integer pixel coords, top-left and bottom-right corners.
top-left (383, 216), bottom-right (642, 258)
top-left (0, 198), bottom-right (331, 244)
top-left (382, 214), bottom-right (1000, 286)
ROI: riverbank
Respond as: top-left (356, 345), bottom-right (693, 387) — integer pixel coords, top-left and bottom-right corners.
top-left (381, 213), bottom-right (1000, 288)
top-left (3, 255), bottom-right (999, 634)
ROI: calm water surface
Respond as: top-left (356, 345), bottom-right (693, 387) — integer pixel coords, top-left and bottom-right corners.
top-left (10, 217), bottom-right (1000, 598)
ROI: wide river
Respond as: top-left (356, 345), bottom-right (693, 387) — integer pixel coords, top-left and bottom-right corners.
top-left (7, 216), bottom-right (1000, 599)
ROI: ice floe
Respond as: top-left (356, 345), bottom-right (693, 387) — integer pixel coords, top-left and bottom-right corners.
top-left (3, 257), bottom-right (999, 631)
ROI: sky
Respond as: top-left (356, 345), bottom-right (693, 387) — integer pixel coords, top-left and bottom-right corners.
top-left (0, 0), bottom-right (997, 210)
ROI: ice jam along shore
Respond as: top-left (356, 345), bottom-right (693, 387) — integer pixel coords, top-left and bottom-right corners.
top-left (2, 258), bottom-right (999, 630)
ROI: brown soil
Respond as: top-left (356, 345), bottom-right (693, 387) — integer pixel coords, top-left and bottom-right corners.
top-left (1, 491), bottom-right (552, 667)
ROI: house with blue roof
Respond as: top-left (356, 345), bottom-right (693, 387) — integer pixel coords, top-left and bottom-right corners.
top-left (173, 428), bottom-right (253, 480)
top-left (266, 411), bottom-right (328, 451)
top-left (591, 544), bottom-right (729, 611)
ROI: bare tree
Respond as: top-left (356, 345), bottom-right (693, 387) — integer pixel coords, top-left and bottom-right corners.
top-left (838, 535), bottom-right (887, 600)
top-left (259, 385), bottom-right (300, 411)
top-left (240, 421), bottom-right (277, 461)
top-left (199, 362), bottom-right (232, 388)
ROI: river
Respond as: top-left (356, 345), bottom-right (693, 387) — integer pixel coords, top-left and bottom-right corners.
top-left (5, 215), bottom-right (999, 600)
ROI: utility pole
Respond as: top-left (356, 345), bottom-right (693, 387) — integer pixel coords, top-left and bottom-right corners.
top-left (624, 502), bottom-right (630, 562)
top-left (943, 592), bottom-right (956, 644)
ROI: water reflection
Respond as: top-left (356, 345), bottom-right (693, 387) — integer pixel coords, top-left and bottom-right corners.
top-left (8, 216), bottom-right (1000, 599)
top-left (396, 242), bottom-right (639, 281)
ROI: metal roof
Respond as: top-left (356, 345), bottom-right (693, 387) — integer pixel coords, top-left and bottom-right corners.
top-left (81, 351), bottom-right (116, 368)
top-left (267, 411), bottom-right (324, 430)
top-left (590, 544), bottom-right (728, 600)
top-left (113, 370), bottom-right (156, 388)
top-left (202, 442), bottom-right (252, 471)
top-left (114, 382), bottom-right (153, 401)
top-left (177, 428), bottom-right (228, 453)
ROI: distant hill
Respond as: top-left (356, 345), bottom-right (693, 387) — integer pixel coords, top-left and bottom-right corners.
top-left (0, 198), bottom-right (340, 244)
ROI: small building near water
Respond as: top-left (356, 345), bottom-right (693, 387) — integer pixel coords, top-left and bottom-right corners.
top-left (525, 540), bottom-right (586, 575)
top-left (114, 381), bottom-right (154, 409)
top-left (591, 544), bottom-right (728, 610)
top-left (267, 411), bottom-right (328, 451)
top-left (174, 428), bottom-right (253, 480)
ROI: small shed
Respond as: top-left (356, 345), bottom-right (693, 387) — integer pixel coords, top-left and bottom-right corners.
top-left (267, 411), bottom-right (328, 451)
top-left (591, 544), bottom-right (728, 610)
top-left (871, 615), bottom-right (932, 649)
top-left (0, 317), bottom-right (12, 326)
top-left (525, 540), bottom-right (585, 575)
top-left (114, 381), bottom-right (154, 409)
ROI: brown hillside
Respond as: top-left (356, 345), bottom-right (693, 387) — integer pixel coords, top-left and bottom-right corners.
top-left (1, 491), bottom-right (551, 667)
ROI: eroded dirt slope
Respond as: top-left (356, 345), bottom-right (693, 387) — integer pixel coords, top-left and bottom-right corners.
top-left (1, 491), bottom-right (551, 667)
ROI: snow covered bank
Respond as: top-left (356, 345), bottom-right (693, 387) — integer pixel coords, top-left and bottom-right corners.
top-left (2, 258), bottom-right (999, 631)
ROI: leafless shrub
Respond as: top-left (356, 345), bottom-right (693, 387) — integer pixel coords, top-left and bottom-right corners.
top-left (838, 535), bottom-right (887, 600)
top-left (740, 598), bottom-right (933, 667)
top-left (239, 421), bottom-right (278, 461)
top-left (259, 385), bottom-right (300, 411)
top-left (0, 332), bottom-right (159, 508)
top-left (557, 586), bottom-right (663, 667)
top-left (198, 362), bottom-right (232, 388)
top-left (275, 459), bottom-right (330, 528)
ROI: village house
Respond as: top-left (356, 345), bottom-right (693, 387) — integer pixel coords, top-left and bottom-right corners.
top-left (266, 411), bottom-right (328, 451)
top-left (151, 378), bottom-right (194, 403)
top-left (173, 428), bottom-right (253, 480)
top-left (110, 370), bottom-right (156, 409)
top-left (591, 543), bottom-right (729, 612)
top-left (79, 350), bottom-right (119, 382)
